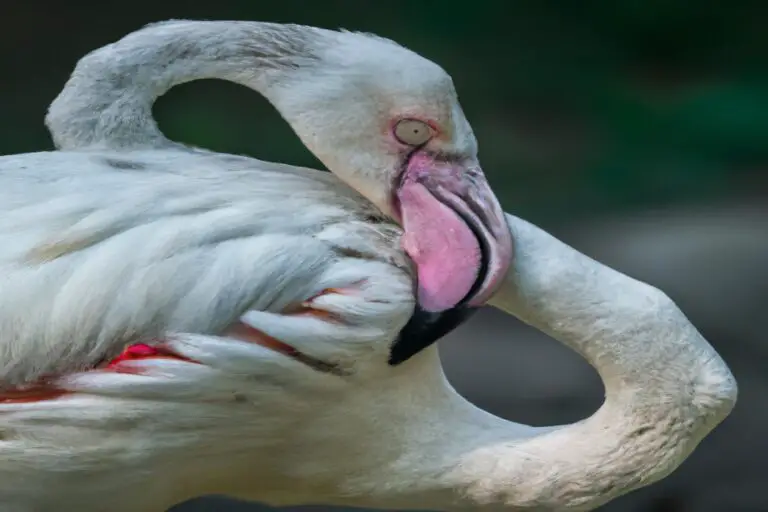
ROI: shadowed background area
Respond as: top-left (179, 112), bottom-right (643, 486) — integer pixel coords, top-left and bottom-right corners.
top-left (2, 2), bottom-right (766, 511)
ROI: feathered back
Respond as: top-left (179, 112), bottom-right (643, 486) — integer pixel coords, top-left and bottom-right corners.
top-left (0, 148), bottom-right (413, 385)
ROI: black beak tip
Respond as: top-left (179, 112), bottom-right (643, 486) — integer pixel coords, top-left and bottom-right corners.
top-left (388, 305), bottom-right (479, 365)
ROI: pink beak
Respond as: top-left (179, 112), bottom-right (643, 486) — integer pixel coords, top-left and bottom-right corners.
top-left (394, 151), bottom-right (513, 313)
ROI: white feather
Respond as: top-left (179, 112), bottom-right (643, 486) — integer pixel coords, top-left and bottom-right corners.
top-left (0, 148), bottom-right (412, 385)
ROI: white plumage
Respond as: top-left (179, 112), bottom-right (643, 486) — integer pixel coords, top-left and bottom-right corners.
top-left (0, 150), bottom-right (410, 383)
top-left (0, 20), bottom-right (735, 512)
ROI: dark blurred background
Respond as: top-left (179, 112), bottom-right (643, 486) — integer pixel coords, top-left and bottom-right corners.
top-left (2, 1), bottom-right (767, 511)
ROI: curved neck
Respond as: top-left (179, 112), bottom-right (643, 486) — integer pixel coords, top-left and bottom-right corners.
top-left (476, 214), bottom-right (736, 508)
top-left (488, 214), bottom-right (736, 406)
top-left (45, 20), bottom-right (328, 150)
top-left (349, 214), bottom-right (736, 510)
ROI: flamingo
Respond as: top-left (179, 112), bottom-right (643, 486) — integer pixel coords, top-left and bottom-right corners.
top-left (0, 20), bottom-right (736, 511)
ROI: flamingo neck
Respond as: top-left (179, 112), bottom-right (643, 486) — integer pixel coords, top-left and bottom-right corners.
top-left (45, 20), bottom-right (329, 150)
top-left (337, 215), bottom-right (737, 510)
top-left (488, 214), bottom-right (735, 406)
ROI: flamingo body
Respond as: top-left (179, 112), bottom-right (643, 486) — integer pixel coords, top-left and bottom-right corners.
top-left (0, 20), bottom-right (737, 511)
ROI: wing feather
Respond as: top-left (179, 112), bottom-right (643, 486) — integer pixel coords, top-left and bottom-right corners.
top-left (0, 149), bottom-right (413, 385)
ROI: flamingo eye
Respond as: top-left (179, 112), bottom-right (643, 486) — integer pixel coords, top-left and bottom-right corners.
top-left (394, 119), bottom-right (433, 146)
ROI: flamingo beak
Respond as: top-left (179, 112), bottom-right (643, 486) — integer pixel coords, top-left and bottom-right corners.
top-left (389, 151), bottom-right (512, 365)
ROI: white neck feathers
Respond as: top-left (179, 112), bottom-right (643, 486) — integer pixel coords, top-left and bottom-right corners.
top-left (45, 20), bottom-right (331, 150)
